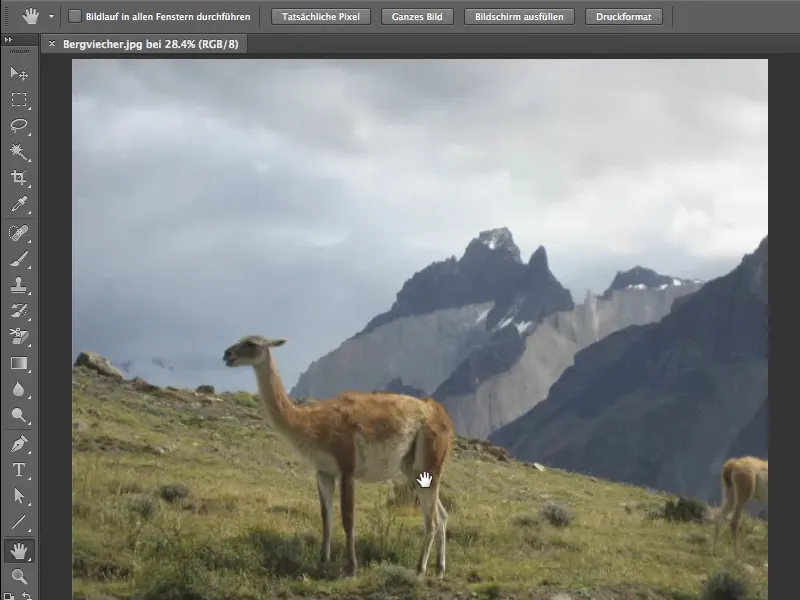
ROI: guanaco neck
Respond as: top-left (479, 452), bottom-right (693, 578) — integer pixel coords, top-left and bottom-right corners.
top-left (253, 351), bottom-right (302, 436)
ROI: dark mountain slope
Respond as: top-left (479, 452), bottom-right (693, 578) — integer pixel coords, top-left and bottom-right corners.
top-left (436, 272), bottom-right (702, 440)
top-left (490, 236), bottom-right (768, 502)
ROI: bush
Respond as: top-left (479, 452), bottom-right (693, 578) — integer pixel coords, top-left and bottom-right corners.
top-left (664, 496), bottom-right (708, 524)
top-left (540, 502), bottom-right (573, 528)
top-left (126, 494), bottom-right (160, 520)
top-left (702, 568), bottom-right (751, 600)
top-left (158, 483), bottom-right (190, 503)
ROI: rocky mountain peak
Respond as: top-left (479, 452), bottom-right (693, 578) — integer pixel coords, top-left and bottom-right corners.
top-left (462, 227), bottom-right (523, 264)
top-left (736, 235), bottom-right (768, 304)
top-left (603, 266), bottom-right (699, 297)
top-left (358, 228), bottom-right (528, 336)
top-left (528, 245), bottom-right (548, 268)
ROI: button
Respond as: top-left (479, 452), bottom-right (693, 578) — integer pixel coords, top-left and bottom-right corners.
top-left (381, 9), bottom-right (454, 25)
top-left (465, 9), bottom-right (575, 25)
top-left (4, 538), bottom-right (35, 563)
top-left (271, 9), bottom-right (371, 25)
top-left (68, 9), bottom-right (83, 23)
top-left (586, 9), bottom-right (663, 25)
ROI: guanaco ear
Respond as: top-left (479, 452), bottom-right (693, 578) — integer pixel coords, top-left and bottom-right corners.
top-left (266, 338), bottom-right (287, 347)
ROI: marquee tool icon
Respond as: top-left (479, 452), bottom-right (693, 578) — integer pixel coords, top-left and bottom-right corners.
top-left (11, 92), bottom-right (27, 108)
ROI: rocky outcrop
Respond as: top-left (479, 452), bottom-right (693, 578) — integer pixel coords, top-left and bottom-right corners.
top-left (74, 351), bottom-right (124, 379)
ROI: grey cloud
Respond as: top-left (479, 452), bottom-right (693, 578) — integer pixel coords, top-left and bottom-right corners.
top-left (72, 59), bottom-right (767, 389)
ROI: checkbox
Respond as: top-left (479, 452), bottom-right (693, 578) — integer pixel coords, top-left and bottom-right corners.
top-left (68, 9), bottom-right (82, 23)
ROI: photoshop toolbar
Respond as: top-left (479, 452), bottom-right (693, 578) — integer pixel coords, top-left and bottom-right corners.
top-left (0, 0), bottom-right (785, 598)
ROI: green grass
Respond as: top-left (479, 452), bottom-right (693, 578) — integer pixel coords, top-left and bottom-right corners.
top-left (71, 367), bottom-right (768, 600)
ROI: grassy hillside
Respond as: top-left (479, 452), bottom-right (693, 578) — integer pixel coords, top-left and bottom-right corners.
top-left (72, 367), bottom-right (768, 600)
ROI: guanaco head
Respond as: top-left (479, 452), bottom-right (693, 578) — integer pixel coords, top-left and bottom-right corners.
top-left (223, 335), bottom-right (286, 367)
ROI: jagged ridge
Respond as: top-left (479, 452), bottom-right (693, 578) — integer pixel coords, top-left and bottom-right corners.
top-left (489, 236), bottom-right (768, 503)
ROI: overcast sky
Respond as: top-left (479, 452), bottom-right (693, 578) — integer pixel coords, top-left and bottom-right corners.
top-left (72, 59), bottom-right (768, 391)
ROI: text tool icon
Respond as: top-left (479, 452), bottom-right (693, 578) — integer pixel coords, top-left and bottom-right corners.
top-left (10, 357), bottom-right (28, 370)
top-left (10, 144), bottom-right (31, 162)
top-left (10, 118), bottom-right (27, 134)
top-left (12, 196), bottom-right (27, 212)
top-left (9, 224), bottom-right (28, 242)
top-left (11, 408), bottom-right (31, 425)
top-left (12, 462), bottom-right (26, 477)
top-left (10, 277), bottom-right (27, 293)
top-left (10, 66), bottom-right (29, 81)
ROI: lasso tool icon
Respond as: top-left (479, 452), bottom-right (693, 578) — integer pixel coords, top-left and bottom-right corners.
top-left (10, 118), bottom-right (28, 133)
